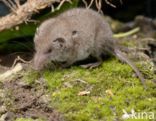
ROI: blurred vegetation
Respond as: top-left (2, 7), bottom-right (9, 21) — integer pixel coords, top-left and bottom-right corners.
top-left (0, 0), bottom-right (79, 53)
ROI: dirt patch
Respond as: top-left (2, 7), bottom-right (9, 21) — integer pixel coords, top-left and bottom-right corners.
top-left (0, 78), bottom-right (64, 121)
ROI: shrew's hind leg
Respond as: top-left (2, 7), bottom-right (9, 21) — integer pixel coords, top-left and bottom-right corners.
top-left (80, 56), bottom-right (103, 69)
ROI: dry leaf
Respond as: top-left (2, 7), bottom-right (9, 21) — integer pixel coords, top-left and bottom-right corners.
top-left (105, 89), bottom-right (114, 97)
top-left (78, 91), bottom-right (90, 96)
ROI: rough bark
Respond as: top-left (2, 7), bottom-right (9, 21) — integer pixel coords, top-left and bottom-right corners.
top-left (0, 0), bottom-right (60, 32)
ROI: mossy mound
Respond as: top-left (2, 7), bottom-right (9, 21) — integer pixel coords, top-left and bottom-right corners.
top-left (25, 59), bottom-right (155, 121)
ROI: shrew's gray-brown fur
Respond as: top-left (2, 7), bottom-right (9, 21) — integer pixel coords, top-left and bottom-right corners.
top-left (33, 8), bottom-right (146, 88)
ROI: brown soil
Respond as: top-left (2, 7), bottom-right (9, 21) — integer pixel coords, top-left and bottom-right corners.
top-left (0, 78), bottom-right (64, 121)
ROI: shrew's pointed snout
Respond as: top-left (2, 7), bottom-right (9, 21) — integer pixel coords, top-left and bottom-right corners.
top-left (32, 53), bottom-right (48, 71)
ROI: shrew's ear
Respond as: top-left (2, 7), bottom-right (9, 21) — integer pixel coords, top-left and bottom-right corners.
top-left (53, 37), bottom-right (65, 47)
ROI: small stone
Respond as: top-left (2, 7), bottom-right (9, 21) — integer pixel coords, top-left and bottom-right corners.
top-left (0, 105), bottom-right (7, 113)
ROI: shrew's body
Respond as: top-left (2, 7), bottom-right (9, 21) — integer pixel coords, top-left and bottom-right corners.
top-left (33, 8), bottom-right (146, 88)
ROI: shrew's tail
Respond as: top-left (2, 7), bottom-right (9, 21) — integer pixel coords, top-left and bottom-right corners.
top-left (114, 48), bottom-right (146, 89)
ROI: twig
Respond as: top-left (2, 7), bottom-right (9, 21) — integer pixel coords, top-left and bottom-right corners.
top-left (51, 4), bottom-right (55, 12)
top-left (1, 0), bottom-right (16, 12)
top-left (87, 0), bottom-right (94, 8)
top-left (7, 0), bottom-right (17, 9)
top-left (113, 27), bottom-right (140, 38)
top-left (0, 63), bottom-right (23, 81)
top-left (56, 0), bottom-right (72, 10)
top-left (95, 0), bottom-right (102, 12)
top-left (14, 0), bottom-right (20, 8)
top-left (105, 0), bottom-right (116, 8)
top-left (82, 0), bottom-right (88, 8)
top-left (12, 56), bottom-right (31, 68)
top-left (141, 38), bottom-right (156, 42)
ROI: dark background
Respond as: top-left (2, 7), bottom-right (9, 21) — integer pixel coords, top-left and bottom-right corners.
top-left (101, 0), bottom-right (156, 21)
top-left (0, 0), bottom-right (156, 21)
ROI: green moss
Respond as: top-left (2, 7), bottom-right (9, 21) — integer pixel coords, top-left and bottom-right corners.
top-left (23, 70), bottom-right (40, 85)
top-left (24, 59), bottom-right (155, 121)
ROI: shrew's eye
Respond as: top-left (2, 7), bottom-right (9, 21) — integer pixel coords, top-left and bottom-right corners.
top-left (45, 48), bottom-right (52, 54)
top-left (72, 30), bottom-right (77, 35)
